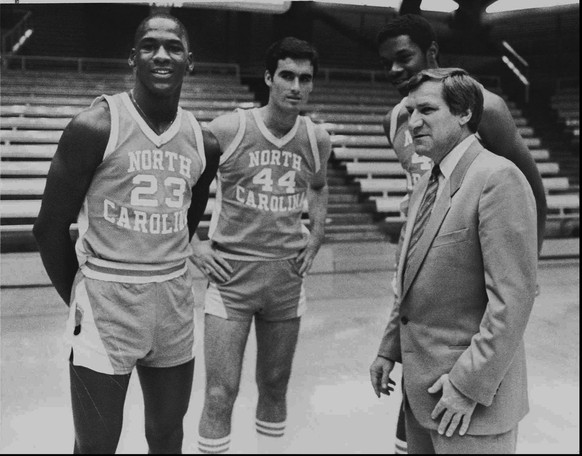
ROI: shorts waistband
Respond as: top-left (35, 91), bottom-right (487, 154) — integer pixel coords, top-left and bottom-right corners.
top-left (81, 258), bottom-right (188, 283)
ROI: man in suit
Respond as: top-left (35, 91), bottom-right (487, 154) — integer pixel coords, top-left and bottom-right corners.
top-left (369, 68), bottom-right (538, 454)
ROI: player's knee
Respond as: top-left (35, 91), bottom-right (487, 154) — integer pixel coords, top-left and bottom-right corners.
top-left (206, 384), bottom-right (239, 413)
top-left (257, 369), bottom-right (291, 400)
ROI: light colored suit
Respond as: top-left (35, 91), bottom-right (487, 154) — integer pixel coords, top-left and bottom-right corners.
top-left (378, 139), bottom-right (538, 436)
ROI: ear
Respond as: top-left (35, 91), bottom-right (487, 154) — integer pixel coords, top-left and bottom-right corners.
top-left (427, 41), bottom-right (439, 68)
top-left (458, 109), bottom-right (472, 127)
top-left (264, 69), bottom-right (273, 88)
top-left (186, 52), bottom-right (194, 74)
top-left (128, 48), bottom-right (136, 69)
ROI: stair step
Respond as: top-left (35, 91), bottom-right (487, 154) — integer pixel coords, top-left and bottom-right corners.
top-left (328, 194), bottom-right (359, 204)
top-left (328, 203), bottom-right (374, 214)
top-left (327, 213), bottom-right (375, 224)
top-left (325, 231), bottom-right (387, 242)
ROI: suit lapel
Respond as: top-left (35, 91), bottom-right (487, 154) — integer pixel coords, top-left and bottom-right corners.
top-left (400, 142), bottom-right (483, 300)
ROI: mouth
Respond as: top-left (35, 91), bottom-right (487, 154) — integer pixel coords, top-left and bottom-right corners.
top-left (286, 96), bottom-right (302, 103)
top-left (151, 68), bottom-right (173, 77)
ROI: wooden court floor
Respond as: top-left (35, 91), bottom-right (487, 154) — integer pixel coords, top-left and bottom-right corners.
top-left (0, 260), bottom-right (579, 454)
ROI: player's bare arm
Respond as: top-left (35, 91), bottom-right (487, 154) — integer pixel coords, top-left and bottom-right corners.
top-left (189, 112), bottom-right (239, 282)
top-left (187, 128), bottom-right (221, 239)
top-left (478, 89), bottom-right (547, 253)
top-left (33, 102), bottom-right (110, 304)
top-left (296, 125), bottom-right (331, 275)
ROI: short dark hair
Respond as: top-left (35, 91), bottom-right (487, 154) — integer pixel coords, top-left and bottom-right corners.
top-left (376, 14), bottom-right (436, 53)
top-left (407, 68), bottom-right (484, 133)
top-left (134, 13), bottom-right (190, 51)
top-left (265, 36), bottom-right (319, 78)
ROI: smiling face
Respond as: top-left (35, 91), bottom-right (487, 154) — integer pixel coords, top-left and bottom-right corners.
top-left (129, 16), bottom-right (193, 97)
top-left (378, 35), bottom-right (436, 97)
top-left (265, 57), bottom-right (314, 113)
top-left (405, 80), bottom-right (471, 163)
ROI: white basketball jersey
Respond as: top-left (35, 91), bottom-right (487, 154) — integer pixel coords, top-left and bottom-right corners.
top-left (208, 108), bottom-right (321, 260)
top-left (75, 92), bottom-right (206, 282)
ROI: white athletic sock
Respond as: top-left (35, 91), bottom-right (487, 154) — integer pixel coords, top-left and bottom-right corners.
top-left (395, 436), bottom-right (408, 454)
top-left (198, 435), bottom-right (231, 454)
top-left (256, 419), bottom-right (286, 454)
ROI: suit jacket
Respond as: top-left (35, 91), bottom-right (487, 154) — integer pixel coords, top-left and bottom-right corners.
top-left (377, 140), bottom-right (538, 435)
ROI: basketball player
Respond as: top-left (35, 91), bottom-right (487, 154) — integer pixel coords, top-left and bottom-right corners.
top-left (190, 37), bottom-right (331, 454)
top-left (33, 13), bottom-right (220, 453)
top-left (369, 14), bottom-right (547, 455)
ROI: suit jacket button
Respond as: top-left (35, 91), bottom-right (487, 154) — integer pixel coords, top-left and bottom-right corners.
top-left (401, 316), bottom-right (409, 325)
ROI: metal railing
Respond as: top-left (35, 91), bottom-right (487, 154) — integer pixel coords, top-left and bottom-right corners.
top-left (500, 40), bottom-right (530, 103)
top-left (1, 10), bottom-right (33, 56)
top-left (1, 55), bottom-right (241, 79)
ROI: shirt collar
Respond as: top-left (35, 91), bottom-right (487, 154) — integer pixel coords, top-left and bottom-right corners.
top-left (438, 134), bottom-right (477, 180)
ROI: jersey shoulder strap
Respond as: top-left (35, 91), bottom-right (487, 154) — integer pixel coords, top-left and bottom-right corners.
top-left (389, 98), bottom-right (406, 147)
top-left (220, 108), bottom-right (246, 165)
top-left (304, 116), bottom-right (321, 173)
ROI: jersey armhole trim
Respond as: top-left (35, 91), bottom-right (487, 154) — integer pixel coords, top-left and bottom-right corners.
top-left (389, 100), bottom-right (403, 147)
top-left (220, 108), bottom-right (245, 165)
top-left (97, 94), bottom-right (118, 161)
top-left (305, 116), bottom-right (321, 173)
top-left (186, 111), bottom-right (206, 172)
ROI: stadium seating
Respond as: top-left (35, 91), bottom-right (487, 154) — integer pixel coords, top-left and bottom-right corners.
top-left (1, 70), bottom-right (579, 251)
top-left (550, 83), bottom-right (579, 145)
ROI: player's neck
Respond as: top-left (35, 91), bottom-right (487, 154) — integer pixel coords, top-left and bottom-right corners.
top-left (259, 105), bottom-right (298, 138)
top-left (130, 88), bottom-right (180, 135)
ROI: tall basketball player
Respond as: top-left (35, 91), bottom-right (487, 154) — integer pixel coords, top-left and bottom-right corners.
top-left (190, 37), bottom-right (332, 454)
top-left (33, 13), bottom-right (220, 453)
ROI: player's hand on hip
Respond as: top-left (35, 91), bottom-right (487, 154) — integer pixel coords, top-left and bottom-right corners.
top-left (369, 356), bottom-right (396, 398)
top-left (190, 240), bottom-right (232, 282)
top-left (296, 238), bottom-right (322, 276)
top-left (429, 373), bottom-right (477, 437)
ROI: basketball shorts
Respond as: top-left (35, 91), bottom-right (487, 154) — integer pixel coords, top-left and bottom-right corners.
top-left (65, 269), bottom-right (197, 375)
top-left (204, 258), bottom-right (306, 322)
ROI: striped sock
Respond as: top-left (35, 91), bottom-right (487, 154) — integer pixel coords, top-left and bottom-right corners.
top-left (395, 402), bottom-right (408, 454)
top-left (256, 418), bottom-right (286, 437)
top-left (395, 437), bottom-right (408, 454)
top-left (198, 435), bottom-right (231, 454)
top-left (256, 419), bottom-right (287, 454)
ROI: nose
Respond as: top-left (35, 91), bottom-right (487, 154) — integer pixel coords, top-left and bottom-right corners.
top-left (153, 45), bottom-right (171, 62)
top-left (409, 110), bottom-right (423, 130)
top-left (291, 77), bottom-right (301, 91)
top-left (389, 61), bottom-right (403, 75)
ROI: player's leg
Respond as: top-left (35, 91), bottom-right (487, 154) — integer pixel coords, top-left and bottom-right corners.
top-left (254, 317), bottom-right (300, 453)
top-left (395, 399), bottom-right (408, 454)
top-left (198, 314), bottom-right (252, 454)
top-left (69, 359), bottom-right (131, 454)
top-left (137, 359), bottom-right (195, 454)
top-left (255, 317), bottom-right (300, 425)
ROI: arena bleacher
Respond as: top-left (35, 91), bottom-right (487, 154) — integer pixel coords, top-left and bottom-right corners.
top-left (1, 67), bottom-right (580, 256)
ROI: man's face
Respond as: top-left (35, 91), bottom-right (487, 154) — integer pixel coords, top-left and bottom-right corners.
top-left (379, 35), bottom-right (431, 96)
top-left (266, 57), bottom-right (314, 113)
top-left (129, 17), bottom-right (193, 96)
top-left (404, 80), bottom-right (467, 163)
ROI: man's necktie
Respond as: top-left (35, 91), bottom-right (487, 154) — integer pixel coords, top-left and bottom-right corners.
top-left (404, 164), bottom-right (440, 275)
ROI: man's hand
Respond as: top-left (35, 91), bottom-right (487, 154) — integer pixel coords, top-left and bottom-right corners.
top-left (295, 235), bottom-right (323, 276)
top-left (369, 356), bottom-right (396, 398)
top-left (428, 374), bottom-right (477, 437)
top-left (190, 239), bottom-right (232, 282)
